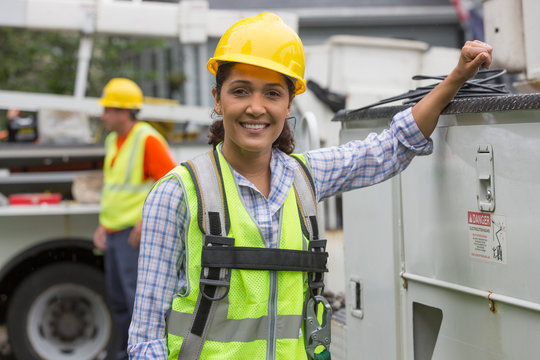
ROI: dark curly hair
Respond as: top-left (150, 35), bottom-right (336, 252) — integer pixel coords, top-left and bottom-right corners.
top-left (207, 62), bottom-right (296, 154)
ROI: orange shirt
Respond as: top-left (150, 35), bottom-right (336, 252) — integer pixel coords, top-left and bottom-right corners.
top-left (111, 127), bottom-right (176, 182)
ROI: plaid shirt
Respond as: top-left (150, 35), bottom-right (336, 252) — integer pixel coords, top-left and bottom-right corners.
top-left (128, 107), bottom-right (432, 358)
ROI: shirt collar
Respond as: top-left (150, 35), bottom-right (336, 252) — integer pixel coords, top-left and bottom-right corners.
top-left (229, 148), bottom-right (299, 212)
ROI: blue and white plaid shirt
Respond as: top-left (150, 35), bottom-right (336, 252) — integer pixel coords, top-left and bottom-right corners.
top-left (128, 107), bottom-right (432, 358)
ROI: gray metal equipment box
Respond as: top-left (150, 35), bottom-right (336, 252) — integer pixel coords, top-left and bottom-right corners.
top-left (336, 94), bottom-right (540, 359)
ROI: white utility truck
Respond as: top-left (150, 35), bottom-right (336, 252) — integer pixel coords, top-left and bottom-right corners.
top-left (332, 0), bottom-right (540, 358)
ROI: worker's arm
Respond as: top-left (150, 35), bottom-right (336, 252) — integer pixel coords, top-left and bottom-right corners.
top-left (128, 177), bottom-right (187, 359)
top-left (144, 135), bottom-right (177, 181)
top-left (412, 40), bottom-right (493, 138)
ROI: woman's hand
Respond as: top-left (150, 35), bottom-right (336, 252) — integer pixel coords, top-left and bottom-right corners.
top-left (412, 40), bottom-right (493, 139)
top-left (451, 40), bottom-right (493, 83)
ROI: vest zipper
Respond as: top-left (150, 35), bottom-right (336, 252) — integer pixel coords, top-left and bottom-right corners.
top-left (267, 207), bottom-right (284, 359)
top-left (267, 270), bottom-right (278, 360)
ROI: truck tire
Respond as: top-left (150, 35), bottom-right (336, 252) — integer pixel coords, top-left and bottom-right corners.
top-left (6, 262), bottom-right (113, 360)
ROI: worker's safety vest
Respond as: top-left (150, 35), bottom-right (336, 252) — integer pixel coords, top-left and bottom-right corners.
top-left (100, 121), bottom-right (164, 231)
top-left (161, 148), bottom-right (328, 360)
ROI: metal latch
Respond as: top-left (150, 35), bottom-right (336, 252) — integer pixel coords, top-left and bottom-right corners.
top-left (349, 277), bottom-right (364, 319)
top-left (476, 144), bottom-right (495, 212)
top-left (305, 295), bottom-right (332, 360)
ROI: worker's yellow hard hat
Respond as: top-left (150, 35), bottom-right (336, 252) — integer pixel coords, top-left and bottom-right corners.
top-left (207, 12), bottom-right (306, 95)
top-left (98, 78), bottom-right (143, 109)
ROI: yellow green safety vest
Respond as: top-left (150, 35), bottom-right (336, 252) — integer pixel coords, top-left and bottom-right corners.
top-left (160, 148), bottom-right (329, 360)
top-left (100, 121), bottom-right (165, 231)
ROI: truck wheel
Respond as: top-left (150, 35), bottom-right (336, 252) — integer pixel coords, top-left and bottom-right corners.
top-left (7, 262), bottom-right (113, 360)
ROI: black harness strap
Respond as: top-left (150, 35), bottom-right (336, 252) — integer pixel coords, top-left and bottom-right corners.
top-left (307, 239), bottom-right (327, 294)
top-left (191, 222), bottom-right (234, 337)
top-left (309, 215), bottom-right (319, 241)
top-left (201, 246), bottom-right (328, 273)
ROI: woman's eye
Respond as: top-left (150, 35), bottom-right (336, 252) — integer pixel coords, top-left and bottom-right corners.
top-left (232, 88), bottom-right (248, 95)
top-left (267, 90), bottom-right (282, 98)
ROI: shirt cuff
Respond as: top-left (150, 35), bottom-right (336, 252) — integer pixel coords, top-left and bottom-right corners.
top-left (128, 338), bottom-right (168, 359)
top-left (392, 107), bottom-right (433, 155)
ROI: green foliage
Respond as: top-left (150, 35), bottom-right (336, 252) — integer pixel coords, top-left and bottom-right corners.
top-left (0, 28), bottom-right (79, 94)
top-left (87, 35), bottom-right (168, 97)
top-left (0, 27), bottom-right (168, 97)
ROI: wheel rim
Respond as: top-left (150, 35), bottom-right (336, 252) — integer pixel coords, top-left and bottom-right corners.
top-left (27, 283), bottom-right (111, 360)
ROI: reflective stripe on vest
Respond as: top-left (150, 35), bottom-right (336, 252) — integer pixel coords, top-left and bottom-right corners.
top-left (99, 122), bottom-right (163, 230)
top-left (162, 148), bottom-right (319, 360)
top-left (167, 302), bottom-right (303, 341)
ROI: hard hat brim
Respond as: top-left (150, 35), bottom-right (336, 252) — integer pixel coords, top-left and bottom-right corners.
top-left (98, 98), bottom-right (142, 110)
top-left (207, 56), bottom-right (306, 95)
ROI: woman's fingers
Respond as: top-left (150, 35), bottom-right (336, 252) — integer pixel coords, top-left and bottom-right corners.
top-left (458, 40), bottom-right (493, 78)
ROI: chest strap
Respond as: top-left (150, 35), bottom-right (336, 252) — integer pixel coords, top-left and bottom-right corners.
top-left (176, 150), bottom-right (327, 360)
top-left (201, 240), bottom-right (328, 272)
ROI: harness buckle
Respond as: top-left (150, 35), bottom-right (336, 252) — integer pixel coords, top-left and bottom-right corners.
top-left (305, 295), bottom-right (332, 360)
top-left (308, 239), bottom-right (328, 297)
top-left (200, 235), bottom-right (234, 301)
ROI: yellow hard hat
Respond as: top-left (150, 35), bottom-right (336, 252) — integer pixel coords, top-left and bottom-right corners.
top-left (98, 78), bottom-right (143, 109)
top-left (207, 12), bottom-right (306, 95)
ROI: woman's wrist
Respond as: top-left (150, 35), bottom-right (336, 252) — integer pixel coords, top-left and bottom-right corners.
top-left (445, 67), bottom-right (469, 89)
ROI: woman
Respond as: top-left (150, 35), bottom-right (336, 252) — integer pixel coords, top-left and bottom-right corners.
top-left (128, 12), bottom-right (492, 360)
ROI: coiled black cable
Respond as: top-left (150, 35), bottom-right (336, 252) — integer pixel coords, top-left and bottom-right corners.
top-left (351, 68), bottom-right (509, 112)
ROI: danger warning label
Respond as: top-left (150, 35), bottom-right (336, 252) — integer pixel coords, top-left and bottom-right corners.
top-left (468, 211), bottom-right (506, 264)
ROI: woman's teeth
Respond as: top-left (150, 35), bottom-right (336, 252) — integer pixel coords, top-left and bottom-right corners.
top-left (242, 123), bottom-right (266, 129)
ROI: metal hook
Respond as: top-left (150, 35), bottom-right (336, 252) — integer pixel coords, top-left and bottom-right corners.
top-left (305, 295), bottom-right (332, 360)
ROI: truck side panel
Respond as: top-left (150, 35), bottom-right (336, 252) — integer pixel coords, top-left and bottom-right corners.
top-left (0, 210), bottom-right (98, 268)
top-left (401, 111), bottom-right (540, 359)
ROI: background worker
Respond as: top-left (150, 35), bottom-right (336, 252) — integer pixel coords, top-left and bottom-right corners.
top-left (128, 13), bottom-right (492, 359)
top-left (93, 77), bottom-right (176, 360)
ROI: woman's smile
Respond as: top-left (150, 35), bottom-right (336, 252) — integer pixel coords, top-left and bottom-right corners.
top-left (241, 122), bottom-right (268, 130)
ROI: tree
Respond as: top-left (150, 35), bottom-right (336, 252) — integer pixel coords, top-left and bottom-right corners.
top-left (0, 27), bottom-right (168, 97)
top-left (0, 28), bottom-right (79, 95)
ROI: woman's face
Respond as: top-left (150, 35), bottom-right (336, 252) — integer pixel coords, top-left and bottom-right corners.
top-left (213, 63), bottom-right (292, 157)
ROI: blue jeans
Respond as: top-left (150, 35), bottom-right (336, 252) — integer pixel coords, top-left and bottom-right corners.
top-left (105, 227), bottom-right (139, 360)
